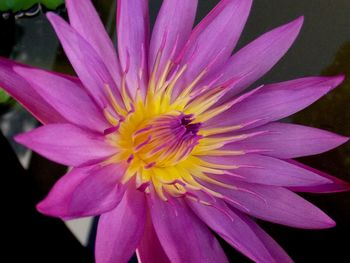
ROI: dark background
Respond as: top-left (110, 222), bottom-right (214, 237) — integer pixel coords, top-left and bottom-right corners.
top-left (1, 0), bottom-right (349, 262)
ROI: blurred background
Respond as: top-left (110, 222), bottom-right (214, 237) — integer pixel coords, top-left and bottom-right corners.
top-left (1, 0), bottom-right (349, 262)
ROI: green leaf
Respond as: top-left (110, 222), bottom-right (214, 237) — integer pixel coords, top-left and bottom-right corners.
top-left (41, 0), bottom-right (65, 9)
top-left (0, 89), bottom-right (11, 104)
top-left (0, 0), bottom-right (65, 12)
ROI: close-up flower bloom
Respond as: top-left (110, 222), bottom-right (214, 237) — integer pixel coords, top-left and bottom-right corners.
top-left (1, 0), bottom-right (349, 262)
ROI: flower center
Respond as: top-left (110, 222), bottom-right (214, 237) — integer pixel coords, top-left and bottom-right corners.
top-left (132, 114), bottom-right (202, 168)
top-left (101, 44), bottom-right (247, 200)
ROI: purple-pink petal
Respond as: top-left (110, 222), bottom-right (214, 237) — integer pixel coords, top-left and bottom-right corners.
top-left (222, 122), bottom-right (349, 158)
top-left (206, 76), bottom-right (344, 129)
top-left (65, 0), bottom-right (122, 86)
top-left (176, 0), bottom-right (252, 95)
top-left (149, 0), bottom-right (197, 77)
top-left (287, 160), bottom-right (350, 193)
top-left (47, 12), bottom-right (123, 109)
top-left (0, 57), bottom-right (65, 124)
top-left (37, 164), bottom-right (126, 219)
top-left (136, 215), bottom-right (170, 263)
top-left (15, 124), bottom-right (117, 167)
top-left (117, 0), bottom-right (149, 96)
top-left (14, 66), bottom-right (109, 133)
top-left (235, 209), bottom-right (293, 263)
top-left (211, 16), bottom-right (304, 98)
top-left (149, 195), bottom-right (228, 263)
top-left (187, 197), bottom-right (278, 263)
top-left (204, 154), bottom-right (332, 187)
top-left (205, 180), bottom-right (335, 229)
top-left (95, 186), bottom-right (147, 263)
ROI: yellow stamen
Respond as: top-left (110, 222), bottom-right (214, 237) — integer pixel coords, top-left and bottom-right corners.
top-left (103, 108), bottom-right (119, 126)
top-left (200, 125), bottom-right (243, 136)
top-left (105, 84), bottom-right (127, 116)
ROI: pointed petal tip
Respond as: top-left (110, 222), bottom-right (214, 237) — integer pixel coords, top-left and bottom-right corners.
top-left (321, 180), bottom-right (350, 193)
top-left (36, 200), bottom-right (49, 216)
top-left (326, 132), bottom-right (350, 148)
top-left (14, 131), bottom-right (36, 149)
top-left (338, 134), bottom-right (350, 145)
top-left (286, 15), bottom-right (304, 31)
top-left (36, 200), bottom-right (45, 213)
top-left (14, 132), bottom-right (28, 146)
top-left (322, 217), bottom-right (336, 229)
top-left (344, 182), bottom-right (350, 191)
top-left (333, 180), bottom-right (350, 193)
top-left (46, 11), bottom-right (66, 28)
top-left (320, 74), bottom-right (346, 95)
top-left (296, 15), bottom-right (305, 24)
top-left (46, 12), bottom-right (63, 28)
top-left (46, 11), bottom-right (56, 21)
top-left (337, 180), bottom-right (350, 192)
top-left (36, 199), bottom-right (63, 219)
top-left (330, 74), bottom-right (345, 88)
top-left (274, 16), bottom-right (304, 41)
top-left (311, 212), bottom-right (336, 229)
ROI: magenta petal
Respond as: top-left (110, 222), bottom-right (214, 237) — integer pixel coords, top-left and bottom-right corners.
top-left (149, 0), bottom-right (197, 77)
top-left (187, 198), bottom-right (278, 263)
top-left (223, 122), bottom-right (349, 158)
top-left (37, 164), bottom-right (126, 219)
top-left (213, 16), bottom-right (304, 97)
top-left (149, 195), bottom-right (228, 263)
top-left (117, 0), bottom-right (149, 96)
top-left (206, 76), bottom-right (344, 129)
top-left (206, 181), bottom-right (335, 229)
top-left (66, 0), bottom-right (121, 86)
top-left (136, 215), bottom-right (170, 263)
top-left (287, 160), bottom-right (350, 193)
top-left (0, 57), bottom-right (65, 124)
top-left (14, 67), bottom-right (109, 133)
top-left (47, 12), bottom-right (122, 108)
top-left (177, 0), bottom-right (252, 94)
top-left (235, 209), bottom-right (293, 263)
top-left (95, 187), bottom-right (146, 263)
top-left (204, 154), bottom-right (331, 187)
top-left (15, 124), bottom-right (117, 167)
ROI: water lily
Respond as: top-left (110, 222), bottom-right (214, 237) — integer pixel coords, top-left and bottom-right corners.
top-left (1, 0), bottom-right (349, 262)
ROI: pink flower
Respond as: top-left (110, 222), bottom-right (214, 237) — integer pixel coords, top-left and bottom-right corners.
top-left (1, 0), bottom-right (349, 262)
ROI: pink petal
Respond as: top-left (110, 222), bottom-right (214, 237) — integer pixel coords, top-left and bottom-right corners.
top-left (187, 197), bottom-right (278, 263)
top-left (117, 0), bottom-right (149, 96)
top-left (136, 215), bottom-right (170, 263)
top-left (95, 187), bottom-right (146, 263)
top-left (0, 57), bottom-right (65, 124)
top-left (47, 13), bottom-right (122, 109)
top-left (66, 0), bottom-right (122, 86)
top-left (211, 16), bottom-right (304, 97)
top-left (37, 164), bottom-right (126, 219)
top-left (149, 0), bottom-right (197, 77)
top-left (15, 124), bottom-right (117, 167)
top-left (206, 180), bottom-right (335, 229)
top-left (14, 67), bottom-right (109, 133)
top-left (223, 122), bottom-right (349, 158)
top-left (287, 160), bottom-right (350, 193)
top-left (205, 76), bottom-right (344, 129)
top-left (176, 0), bottom-right (252, 95)
top-left (204, 154), bottom-right (331, 187)
top-left (235, 209), bottom-right (293, 263)
top-left (149, 195), bottom-right (228, 263)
